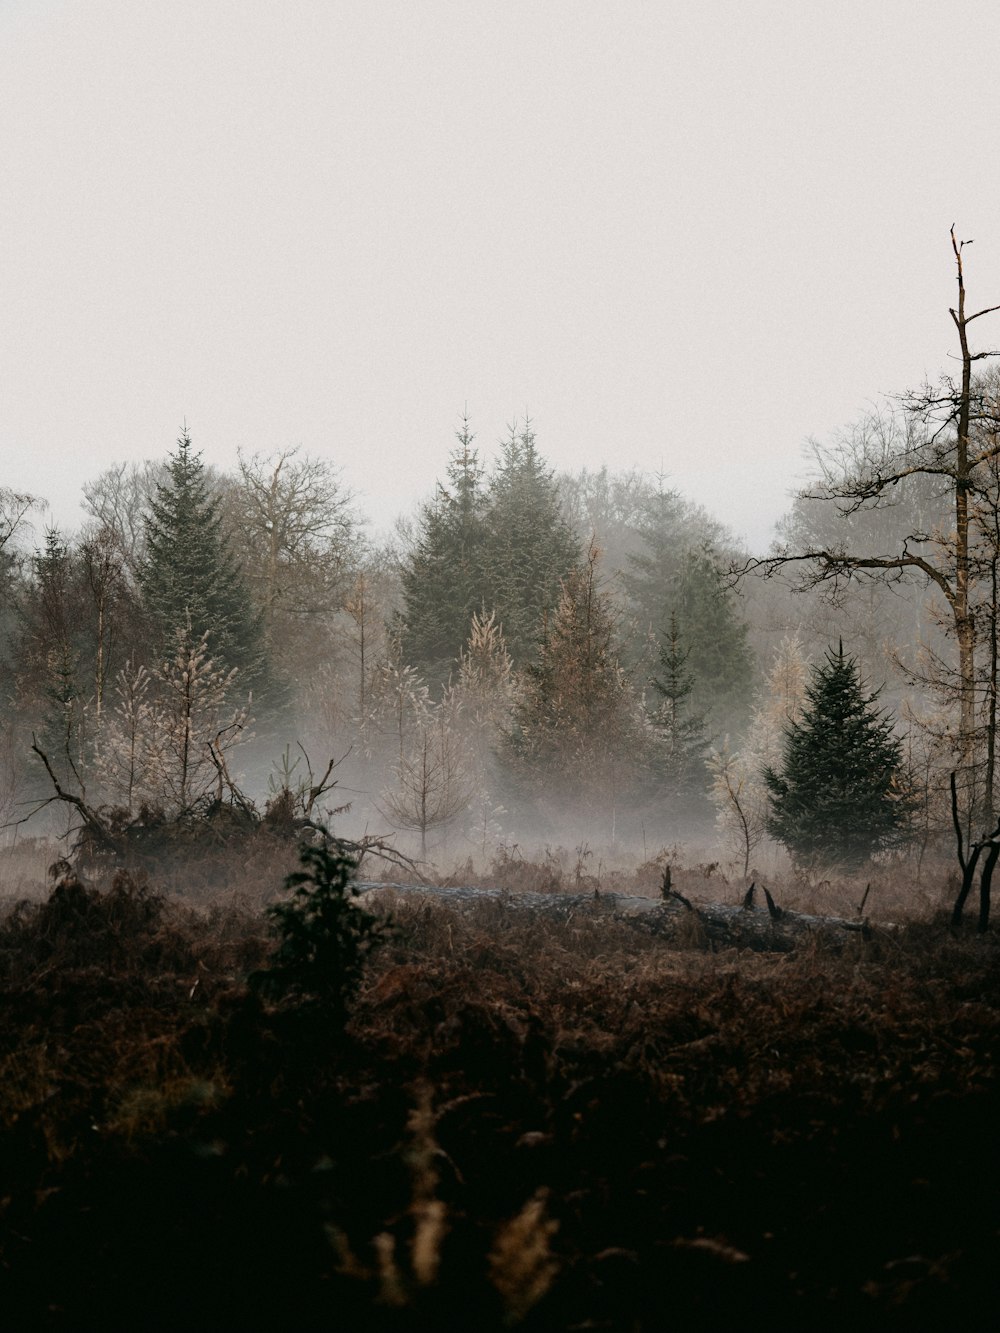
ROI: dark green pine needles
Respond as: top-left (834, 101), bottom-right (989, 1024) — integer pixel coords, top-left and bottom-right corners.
top-left (140, 428), bottom-right (269, 698)
top-left (765, 642), bottom-right (912, 870)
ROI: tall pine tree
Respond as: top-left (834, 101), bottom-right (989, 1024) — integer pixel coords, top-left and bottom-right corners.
top-left (481, 418), bottom-right (580, 665)
top-left (764, 642), bottom-right (912, 870)
top-left (140, 429), bottom-right (268, 700)
top-left (400, 413), bottom-right (489, 680)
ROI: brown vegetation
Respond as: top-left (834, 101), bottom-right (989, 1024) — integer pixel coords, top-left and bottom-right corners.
top-left (0, 846), bottom-right (997, 1330)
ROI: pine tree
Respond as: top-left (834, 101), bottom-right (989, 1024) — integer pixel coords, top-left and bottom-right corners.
top-left (481, 418), bottom-right (580, 664)
top-left (645, 613), bottom-right (712, 822)
top-left (140, 428), bottom-right (268, 699)
top-left (764, 642), bottom-right (912, 870)
top-left (625, 487), bottom-right (754, 731)
top-left (17, 530), bottom-right (89, 782)
top-left (503, 543), bottom-right (644, 836)
top-left (400, 413), bottom-right (489, 679)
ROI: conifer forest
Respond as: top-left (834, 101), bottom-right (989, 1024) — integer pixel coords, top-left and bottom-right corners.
top-left (2, 242), bottom-right (999, 1331)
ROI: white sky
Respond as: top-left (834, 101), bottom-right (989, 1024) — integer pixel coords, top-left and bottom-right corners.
top-left (4, 0), bottom-right (1000, 554)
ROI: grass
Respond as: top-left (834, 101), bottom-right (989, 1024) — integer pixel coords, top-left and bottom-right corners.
top-left (0, 842), bottom-right (996, 1330)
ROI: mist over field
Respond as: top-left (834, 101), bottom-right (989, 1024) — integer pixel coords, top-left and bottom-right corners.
top-left (5, 5), bottom-right (1000, 1327)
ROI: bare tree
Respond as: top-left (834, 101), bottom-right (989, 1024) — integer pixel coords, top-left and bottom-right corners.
top-left (81, 461), bottom-right (166, 578)
top-left (0, 487), bottom-right (42, 558)
top-left (226, 447), bottom-right (357, 662)
top-left (380, 701), bottom-right (472, 858)
top-left (143, 627), bottom-right (251, 815)
top-left (741, 229), bottom-right (1000, 824)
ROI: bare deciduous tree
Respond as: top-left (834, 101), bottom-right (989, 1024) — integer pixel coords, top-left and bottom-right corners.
top-left (741, 229), bottom-right (1000, 825)
top-left (379, 703), bottom-right (471, 858)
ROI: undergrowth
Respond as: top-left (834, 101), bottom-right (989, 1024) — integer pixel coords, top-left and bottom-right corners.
top-left (0, 848), bottom-right (996, 1330)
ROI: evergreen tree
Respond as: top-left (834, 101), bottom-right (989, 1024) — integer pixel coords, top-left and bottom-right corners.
top-left (400, 415), bottom-right (578, 676)
top-left (140, 429), bottom-right (268, 699)
top-left (625, 487), bottom-right (753, 731)
top-left (400, 413), bottom-right (488, 679)
top-left (481, 418), bottom-right (580, 664)
top-left (645, 613), bottom-right (712, 822)
top-left (764, 643), bottom-right (912, 870)
top-left (18, 529), bottom-right (88, 777)
top-left (503, 543), bottom-right (644, 836)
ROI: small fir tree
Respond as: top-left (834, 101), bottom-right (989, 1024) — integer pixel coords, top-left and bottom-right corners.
top-left (764, 642), bottom-right (912, 870)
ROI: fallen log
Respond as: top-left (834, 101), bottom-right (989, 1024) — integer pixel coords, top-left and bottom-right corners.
top-left (354, 881), bottom-right (872, 953)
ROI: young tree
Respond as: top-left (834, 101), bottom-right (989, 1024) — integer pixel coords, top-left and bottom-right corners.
top-left (764, 643), bottom-right (912, 871)
top-left (709, 743), bottom-right (765, 880)
top-left (79, 524), bottom-right (133, 719)
top-left (93, 659), bottom-right (154, 815)
top-left (142, 627), bottom-right (251, 816)
top-left (644, 613), bottom-right (712, 824)
top-left (380, 698), bottom-right (472, 857)
top-left (503, 543), bottom-right (645, 838)
top-left (451, 610), bottom-right (516, 854)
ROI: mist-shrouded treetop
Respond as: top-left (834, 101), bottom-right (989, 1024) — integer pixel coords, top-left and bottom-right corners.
top-left (400, 417), bottom-right (579, 680)
top-left (764, 642), bottom-right (912, 871)
top-left (400, 413), bottom-right (489, 680)
top-left (221, 445), bottom-right (359, 692)
top-left (140, 429), bottom-right (269, 700)
top-left (480, 418), bottom-right (580, 666)
top-left (501, 543), bottom-right (645, 835)
top-left (625, 484), bottom-right (754, 733)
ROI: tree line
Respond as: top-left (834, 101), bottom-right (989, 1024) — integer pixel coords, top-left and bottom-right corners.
top-left (5, 233), bottom-right (1000, 878)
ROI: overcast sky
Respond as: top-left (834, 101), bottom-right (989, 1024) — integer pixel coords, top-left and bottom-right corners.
top-left (4, 0), bottom-right (1000, 554)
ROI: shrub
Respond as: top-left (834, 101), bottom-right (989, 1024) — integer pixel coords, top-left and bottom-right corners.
top-left (252, 837), bottom-right (388, 1023)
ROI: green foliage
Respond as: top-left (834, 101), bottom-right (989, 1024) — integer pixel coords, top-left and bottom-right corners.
top-left (253, 838), bottom-right (388, 1021)
top-left (400, 413), bottom-right (489, 679)
top-left (645, 613), bottom-right (712, 822)
top-left (18, 529), bottom-right (89, 775)
top-left (481, 418), bottom-right (580, 664)
top-left (625, 489), bottom-right (754, 731)
top-left (765, 643), bottom-right (913, 870)
top-left (502, 545), bottom-right (645, 828)
top-left (401, 415), bottom-right (579, 678)
top-left (140, 428), bottom-right (268, 698)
